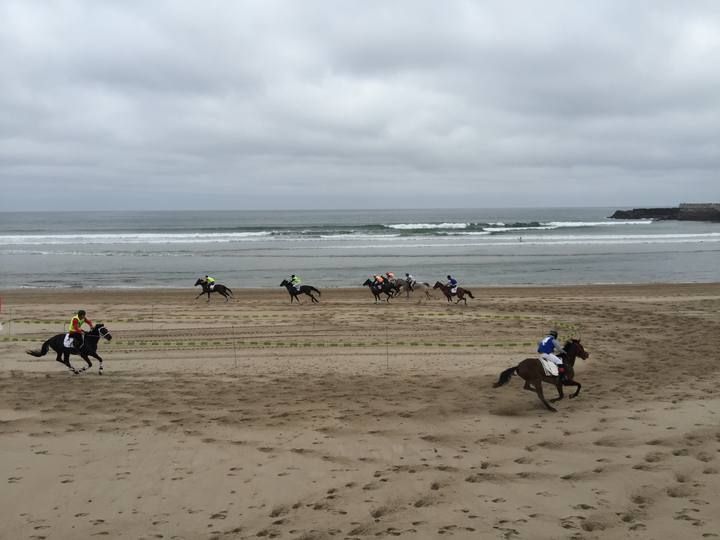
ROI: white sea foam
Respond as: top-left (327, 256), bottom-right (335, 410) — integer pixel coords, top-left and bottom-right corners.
top-left (0, 232), bottom-right (272, 245)
top-left (386, 222), bottom-right (469, 229)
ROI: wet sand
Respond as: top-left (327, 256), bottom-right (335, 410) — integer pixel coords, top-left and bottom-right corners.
top-left (1, 284), bottom-right (719, 539)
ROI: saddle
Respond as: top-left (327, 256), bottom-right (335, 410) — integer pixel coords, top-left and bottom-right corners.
top-left (538, 356), bottom-right (559, 377)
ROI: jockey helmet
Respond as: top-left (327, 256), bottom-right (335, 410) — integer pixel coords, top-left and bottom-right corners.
top-left (291, 274), bottom-right (296, 278)
top-left (549, 330), bottom-right (558, 338)
top-left (447, 275), bottom-right (452, 279)
top-left (78, 310), bottom-right (86, 317)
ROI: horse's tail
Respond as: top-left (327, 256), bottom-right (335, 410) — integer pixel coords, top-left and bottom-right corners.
top-left (26, 338), bottom-right (51, 358)
top-left (493, 366), bottom-right (518, 388)
top-left (466, 289), bottom-right (475, 299)
top-left (309, 286), bottom-right (321, 296)
top-left (226, 286), bottom-right (233, 296)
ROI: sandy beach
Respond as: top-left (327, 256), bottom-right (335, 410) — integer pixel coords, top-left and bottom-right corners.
top-left (1, 283), bottom-right (719, 539)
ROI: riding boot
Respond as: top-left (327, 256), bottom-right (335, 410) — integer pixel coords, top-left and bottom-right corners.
top-left (72, 334), bottom-right (83, 350)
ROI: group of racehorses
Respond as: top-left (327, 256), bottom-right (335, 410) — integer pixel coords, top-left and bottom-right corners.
top-left (25, 278), bottom-right (590, 412)
top-left (194, 275), bottom-right (475, 305)
top-left (362, 278), bottom-right (476, 304)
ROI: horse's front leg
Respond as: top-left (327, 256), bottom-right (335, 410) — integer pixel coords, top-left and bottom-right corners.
top-left (565, 380), bottom-right (582, 398)
top-left (90, 352), bottom-right (104, 375)
top-left (77, 353), bottom-right (92, 373)
top-left (550, 380), bottom-right (564, 403)
top-left (194, 291), bottom-right (204, 300)
top-left (535, 382), bottom-right (557, 412)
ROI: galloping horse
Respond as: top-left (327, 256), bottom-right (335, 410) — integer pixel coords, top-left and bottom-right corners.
top-left (433, 281), bottom-right (475, 304)
top-left (493, 339), bottom-right (590, 412)
top-left (362, 279), bottom-right (394, 303)
top-left (194, 278), bottom-right (233, 302)
top-left (395, 278), bottom-right (433, 300)
top-left (26, 324), bottom-right (113, 375)
top-left (280, 279), bottom-right (321, 303)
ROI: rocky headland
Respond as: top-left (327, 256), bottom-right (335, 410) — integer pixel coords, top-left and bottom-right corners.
top-left (610, 203), bottom-right (720, 222)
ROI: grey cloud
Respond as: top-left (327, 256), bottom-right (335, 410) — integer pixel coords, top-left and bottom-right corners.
top-left (0, 0), bottom-right (719, 210)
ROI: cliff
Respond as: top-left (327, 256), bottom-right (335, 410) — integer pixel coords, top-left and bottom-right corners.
top-left (610, 204), bottom-right (720, 222)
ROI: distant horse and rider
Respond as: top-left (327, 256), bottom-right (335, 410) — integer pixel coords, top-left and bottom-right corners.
top-left (194, 277), bottom-right (233, 302)
top-left (394, 278), bottom-right (433, 300)
top-left (26, 323), bottom-right (113, 375)
top-left (433, 281), bottom-right (475, 304)
top-left (362, 278), bottom-right (396, 303)
top-left (280, 279), bottom-right (321, 303)
top-left (493, 339), bottom-right (590, 412)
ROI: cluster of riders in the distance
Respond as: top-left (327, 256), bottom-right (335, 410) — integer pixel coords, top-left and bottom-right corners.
top-left (193, 272), bottom-right (475, 304)
top-left (26, 308), bottom-right (589, 411)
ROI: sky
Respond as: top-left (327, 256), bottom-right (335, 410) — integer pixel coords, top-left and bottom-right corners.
top-left (1, 0), bottom-right (719, 211)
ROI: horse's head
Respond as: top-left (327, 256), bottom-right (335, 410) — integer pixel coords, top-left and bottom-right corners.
top-left (280, 280), bottom-right (289, 287)
top-left (433, 281), bottom-right (442, 289)
top-left (564, 339), bottom-right (588, 360)
top-left (92, 323), bottom-right (113, 341)
top-left (194, 278), bottom-right (204, 286)
top-left (362, 279), bottom-right (372, 286)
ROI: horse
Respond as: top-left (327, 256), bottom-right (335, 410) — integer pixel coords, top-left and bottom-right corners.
top-left (433, 281), bottom-right (475, 304)
top-left (194, 278), bottom-right (233, 302)
top-left (26, 324), bottom-right (113, 375)
top-left (394, 278), bottom-right (433, 300)
top-left (362, 279), bottom-right (394, 303)
top-left (493, 339), bottom-right (590, 412)
top-left (280, 279), bottom-right (321, 303)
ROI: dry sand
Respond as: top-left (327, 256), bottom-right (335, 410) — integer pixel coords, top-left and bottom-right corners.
top-left (1, 284), bottom-right (719, 539)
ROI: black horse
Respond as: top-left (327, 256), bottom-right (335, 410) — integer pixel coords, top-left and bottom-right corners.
top-left (362, 279), bottom-right (395, 303)
top-left (26, 324), bottom-right (113, 375)
top-left (493, 339), bottom-right (590, 412)
top-left (280, 279), bottom-right (321, 303)
top-left (194, 278), bottom-right (233, 302)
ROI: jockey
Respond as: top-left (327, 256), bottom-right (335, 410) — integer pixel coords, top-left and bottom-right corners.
top-left (405, 273), bottom-right (415, 291)
top-left (446, 275), bottom-right (458, 294)
top-left (538, 330), bottom-right (566, 379)
top-left (290, 274), bottom-right (301, 291)
top-left (204, 275), bottom-right (216, 290)
top-left (385, 271), bottom-right (395, 282)
top-left (68, 309), bottom-right (93, 349)
top-left (373, 274), bottom-right (385, 289)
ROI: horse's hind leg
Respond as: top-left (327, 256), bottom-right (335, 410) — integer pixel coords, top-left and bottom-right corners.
top-left (523, 380), bottom-right (536, 392)
top-left (535, 383), bottom-right (557, 412)
top-left (60, 352), bottom-right (78, 374)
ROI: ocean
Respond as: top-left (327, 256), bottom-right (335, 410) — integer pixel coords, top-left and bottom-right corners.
top-left (0, 208), bottom-right (718, 289)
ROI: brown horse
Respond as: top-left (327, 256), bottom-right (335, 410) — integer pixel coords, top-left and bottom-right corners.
top-left (433, 281), bottom-right (475, 304)
top-left (493, 339), bottom-right (590, 412)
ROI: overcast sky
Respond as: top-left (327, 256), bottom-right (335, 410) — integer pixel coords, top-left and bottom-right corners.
top-left (1, 0), bottom-right (719, 211)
